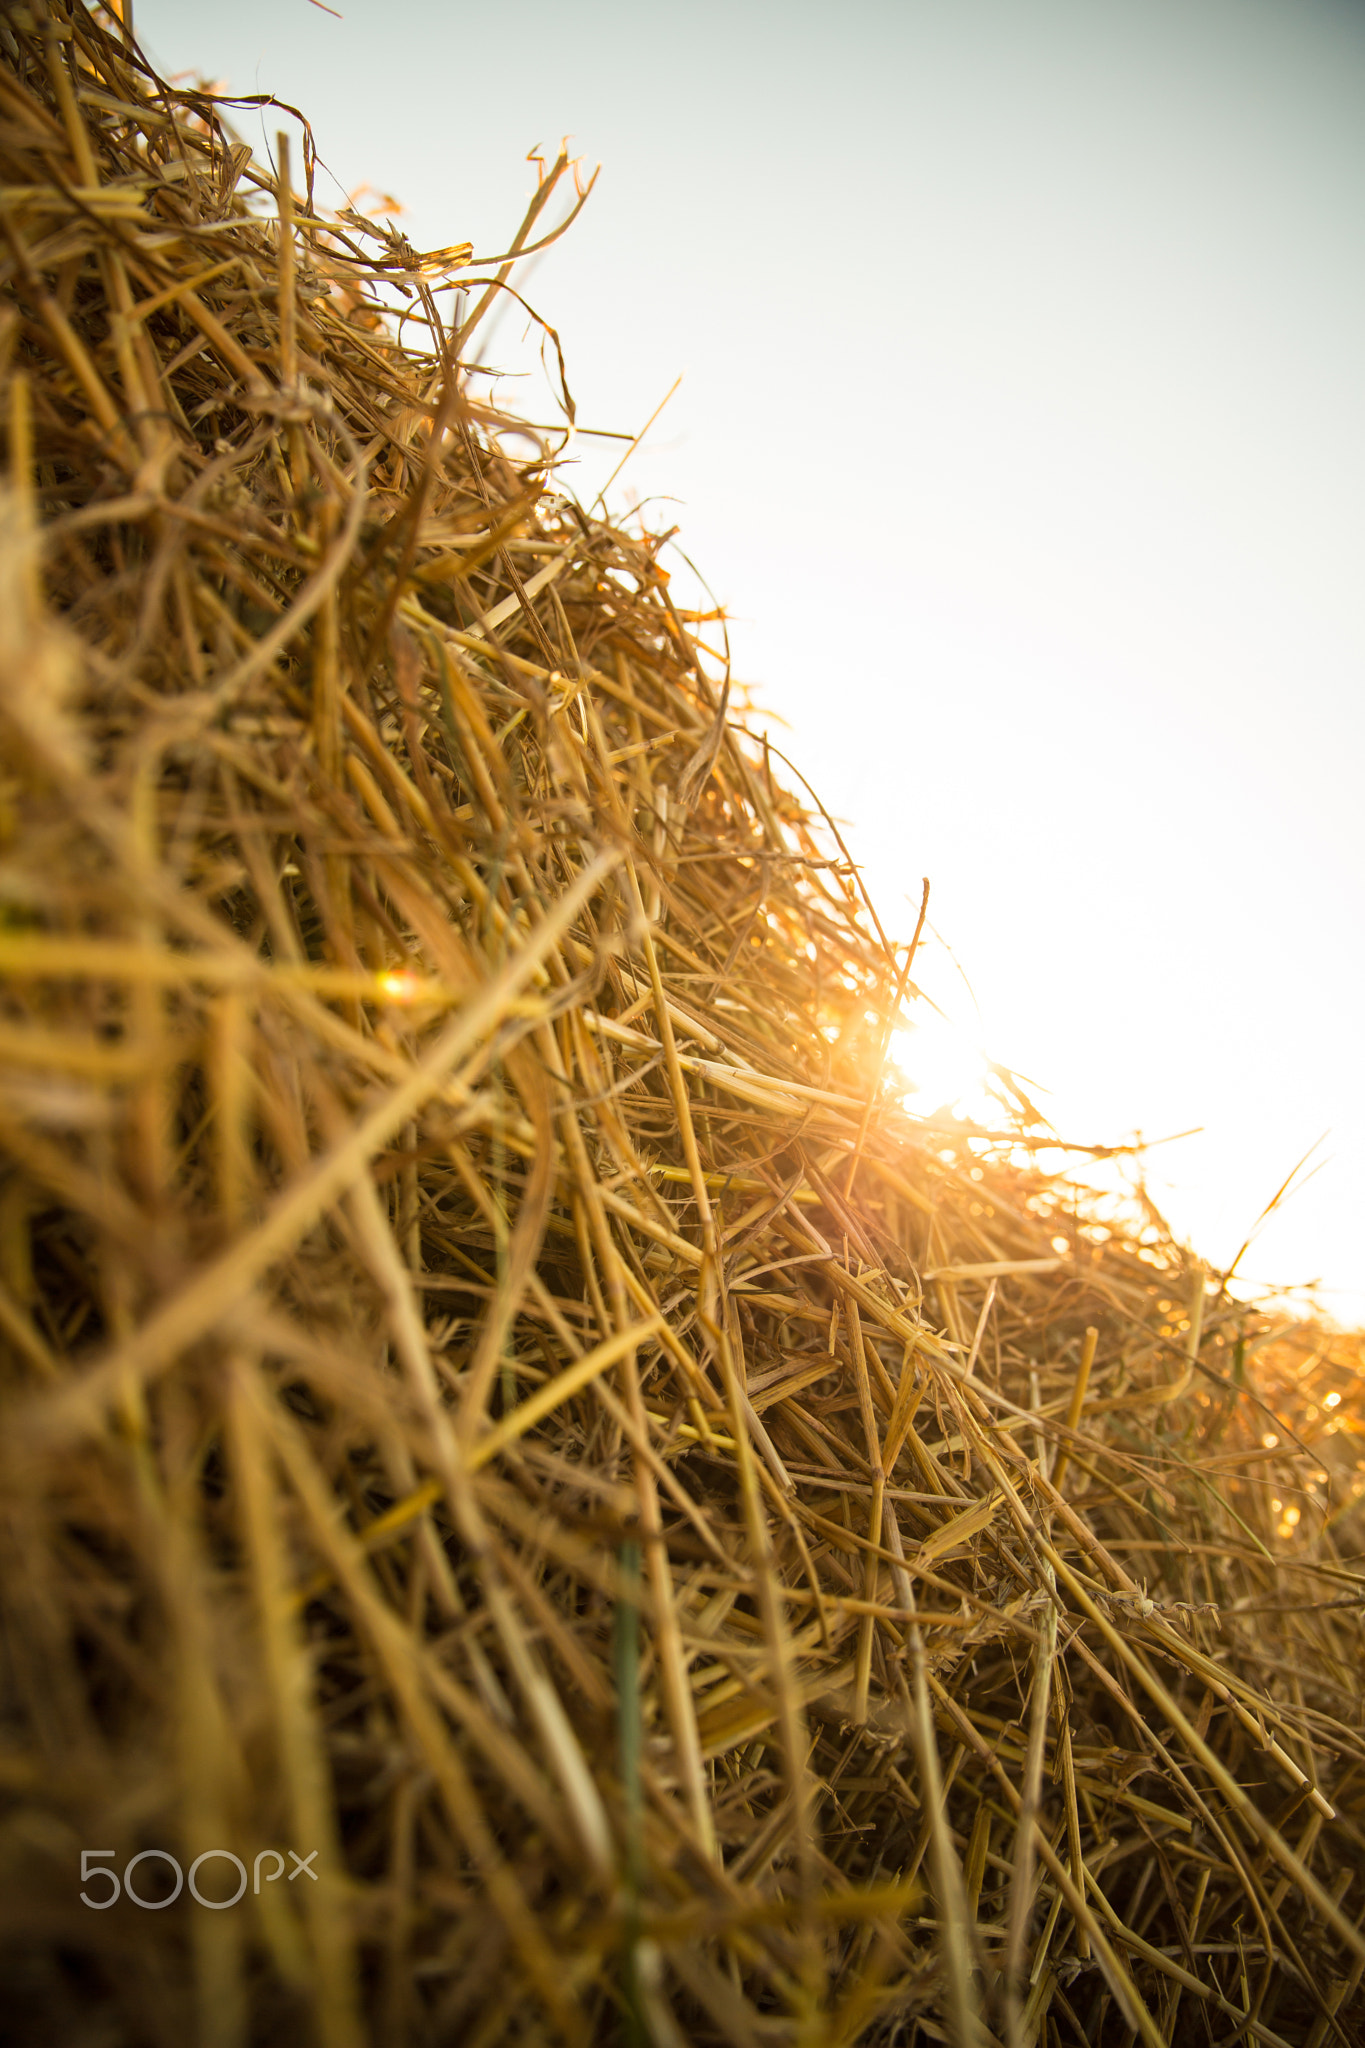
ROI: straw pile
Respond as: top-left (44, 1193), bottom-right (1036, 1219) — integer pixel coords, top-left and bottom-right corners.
top-left (2, 7), bottom-right (1363, 2044)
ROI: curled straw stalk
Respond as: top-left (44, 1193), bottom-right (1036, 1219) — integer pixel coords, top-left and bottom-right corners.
top-left (1, 5), bottom-right (1364, 2044)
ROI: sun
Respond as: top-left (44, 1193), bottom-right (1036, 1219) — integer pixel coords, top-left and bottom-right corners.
top-left (888, 1010), bottom-right (994, 1121)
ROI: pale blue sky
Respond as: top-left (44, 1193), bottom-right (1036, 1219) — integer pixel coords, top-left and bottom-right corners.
top-left (134, 0), bottom-right (1365, 1318)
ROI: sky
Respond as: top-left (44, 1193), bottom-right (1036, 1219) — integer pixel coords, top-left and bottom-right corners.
top-left (130, 0), bottom-right (1365, 1323)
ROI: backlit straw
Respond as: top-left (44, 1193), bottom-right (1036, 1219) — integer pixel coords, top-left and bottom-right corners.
top-left (1, 8), bottom-right (1363, 2045)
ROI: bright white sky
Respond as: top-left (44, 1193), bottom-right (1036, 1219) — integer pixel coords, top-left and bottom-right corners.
top-left (134, 0), bottom-right (1365, 1323)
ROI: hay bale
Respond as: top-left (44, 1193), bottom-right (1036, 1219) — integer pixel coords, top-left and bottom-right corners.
top-left (1, 7), bottom-right (1363, 2043)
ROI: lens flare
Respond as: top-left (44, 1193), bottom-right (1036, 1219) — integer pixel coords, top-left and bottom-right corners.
top-left (889, 1011), bottom-right (992, 1121)
top-left (377, 970), bottom-right (422, 1004)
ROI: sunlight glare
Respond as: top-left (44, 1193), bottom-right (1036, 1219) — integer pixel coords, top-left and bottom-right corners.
top-left (889, 1012), bottom-right (994, 1122)
top-left (377, 970), bottom-right (423, 1004)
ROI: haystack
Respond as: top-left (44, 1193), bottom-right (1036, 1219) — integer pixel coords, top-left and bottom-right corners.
top-left (1, 7), bottom-right (1363, 2044)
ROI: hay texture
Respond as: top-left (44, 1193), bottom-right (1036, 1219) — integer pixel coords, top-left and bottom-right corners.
top-left (2, 7), bottom-right (1364, 2044)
